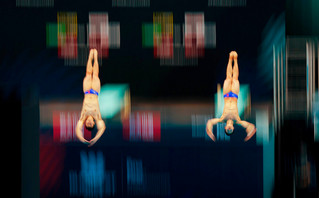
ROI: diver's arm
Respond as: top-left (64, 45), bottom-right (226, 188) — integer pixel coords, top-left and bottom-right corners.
top-left (75, 120), bottom-right (89, 144)
top-left (237, 120), bottom-right (256, 141)
top-left (88, 119), bottom-right (106, 147)
top-left (206, 118), bottom-right (222, 142)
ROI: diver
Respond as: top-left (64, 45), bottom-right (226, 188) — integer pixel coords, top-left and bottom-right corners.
top-left (206, 51), bottom-right (256, 142)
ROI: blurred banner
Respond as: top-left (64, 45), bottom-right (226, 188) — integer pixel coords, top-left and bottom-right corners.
top-left (122, 111), bottom-right (161, 142)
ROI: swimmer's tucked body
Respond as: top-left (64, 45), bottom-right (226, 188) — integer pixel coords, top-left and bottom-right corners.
top-left (206, 51), bottom-right (256, 142)
top-left (76, 49), bottom-right (106, 147)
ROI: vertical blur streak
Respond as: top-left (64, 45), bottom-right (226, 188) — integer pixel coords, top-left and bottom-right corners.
top-left (208, 0), bottom-right (247, 7)
top-left (153, 12), bottom-right (174, 59)
top-left (280, 48), bottom-right (284, 126)
top-left (123, 111), bottom-right (161, 142)
top-left (262, 111), bottom-right (275, 198)
top-left (306, 40), bottom-right (317, 123)
top-left (184, 12), bottom-right (205, 58)
top-left (204, 22), bottom-right (216, 48)
top-left (293, 143), bottom-right (317, 193)
top-left (315, 108), bottom-right (319, 142)
top-left (80, 151), bottom-right (105, 197)
top-left (273, 42), bottom-right (285, 131)
top-left (69, 151), bottom-right (116, 197)
top-left (16, 0), bottom-right (54, 7)
top-left (216, 83), bottom-right (221, 117)
top-left (273, 45), bottom-right (277, 131)
top-left (88, 13), bottom-right (109, 58)
top-left (258, 14), bottom-right (285, 190)
top-left (126, 156), bottom-right (170, 196)
top-left (256, 109), bottom-right (269, 145)
top-left (191, 114), bottom-right (213, 140)
top-left (306, 42), bottom-right (311, 122)
top-left (57, 12), bottom-right (78, 59)
top-left (286, 40), bottom-right (319, 125)
top-left (277, 46), bottom-right (280, 127)
top-left (217, 122), bottom-right (229, 141)
top-left (256, 107), bottom-right (274, 198)
top-left (313, 41), bottom-right (319, 142)
top-left (109, 22), bottom-right (121, 48)
top-left (257, 13), bottom-right (285, 131)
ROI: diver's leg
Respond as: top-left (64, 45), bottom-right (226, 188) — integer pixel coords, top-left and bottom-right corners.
top-left (231, 51), bottom-right (240, 95)
top-left (231, 51), bottom-right (238, 80)
top-left (226, 52), bottom-right (233, 79)
top-left (223, 52), bottom-right (234, 95)
top-left (86, 49), bottom-right (94, 76)
top-left (92, 49), bottom-right (101, 93)
top-left (92, 49), bottom-right (99, 77)
top-left (83, 50), bottom-right (94, 92)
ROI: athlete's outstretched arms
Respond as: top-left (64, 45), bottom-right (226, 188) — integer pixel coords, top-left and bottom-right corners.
top-left (76, 120), bottom-right (90, 145)
top-left (206, 118), bottom-right (222, 142)
top-left (237, 120), bottom-right (256, 141)
top-left (88, 119), bottom-right (106, 147)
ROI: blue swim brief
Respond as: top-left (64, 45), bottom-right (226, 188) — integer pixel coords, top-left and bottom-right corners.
top-left (84, 89), bottom-right (99, 96)
top-left (223, 91), bottom-right (238, 99)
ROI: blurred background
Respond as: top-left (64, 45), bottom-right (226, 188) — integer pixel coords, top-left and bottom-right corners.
top-left (1, 0), bottom-right (318, 197)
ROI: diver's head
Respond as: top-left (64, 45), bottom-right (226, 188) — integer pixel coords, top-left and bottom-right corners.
top-left (85, 115), bottom-right (95, 131)
top-left (225, 120), bottom-right (234, 136)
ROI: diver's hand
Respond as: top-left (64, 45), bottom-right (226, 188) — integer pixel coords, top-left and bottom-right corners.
top-left (77, 134), bottom-right (89, 145)
top-left (81, 138), bottom-right (90, 144)
top-left (88, 137), bottom-right (98, 147)
top-left (87, 119), bottom-right (106, 147)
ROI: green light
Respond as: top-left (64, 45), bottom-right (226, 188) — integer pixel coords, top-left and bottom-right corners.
top-left (142, 23), bottom-right (154, 47)
top-left (46, 23), bottom-right (58, 47)
top-left (46, 23), bottom-right (66, 48)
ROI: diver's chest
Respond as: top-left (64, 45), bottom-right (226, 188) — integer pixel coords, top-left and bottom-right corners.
top-left (223, 108), bottom-right (238, 119)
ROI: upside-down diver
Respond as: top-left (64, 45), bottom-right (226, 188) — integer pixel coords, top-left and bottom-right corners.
top-left (76, 49), bottom-right (106, 147)
top-left (206, 51), bottom-right (256, 142)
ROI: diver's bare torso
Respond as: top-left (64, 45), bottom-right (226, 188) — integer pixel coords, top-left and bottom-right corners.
top-left (80, 94), bottom-right (102, 121)
top-left (221, 98), bottom-right (241, 122)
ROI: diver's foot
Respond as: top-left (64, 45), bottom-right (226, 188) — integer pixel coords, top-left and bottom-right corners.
top-left (229, 51), bottom-right (234, 60)
top-left (88, 49), bottom-right (94, 60)
top-left (230, 51), bottom-right (238, 60)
